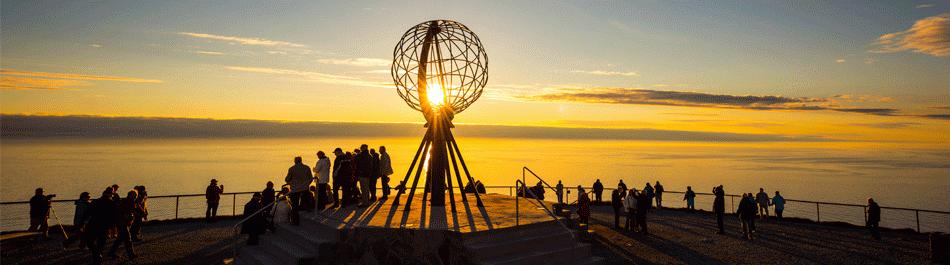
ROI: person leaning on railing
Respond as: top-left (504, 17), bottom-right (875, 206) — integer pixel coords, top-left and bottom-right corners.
top-left (241, 192), bottom-right (266, 246)
top-left (206, 179), bottom-right (224, 223)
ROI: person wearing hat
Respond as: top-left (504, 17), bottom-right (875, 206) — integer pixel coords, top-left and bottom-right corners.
top-left (205, 179), bottom-right (223, 223)
top-left (241, 192), bottom-right (265, 245)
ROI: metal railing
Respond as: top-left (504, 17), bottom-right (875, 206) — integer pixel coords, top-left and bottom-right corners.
top-left (3, 186), bottom-right (948, 233)
top-left (230, 194), bottom-right (291, 258)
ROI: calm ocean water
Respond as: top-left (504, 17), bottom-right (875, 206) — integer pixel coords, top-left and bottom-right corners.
top-left (2, 137), bottom-right (948, 212)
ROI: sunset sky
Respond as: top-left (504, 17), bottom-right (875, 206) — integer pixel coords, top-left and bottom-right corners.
top-left (2, 1), bottom-right (948, 144)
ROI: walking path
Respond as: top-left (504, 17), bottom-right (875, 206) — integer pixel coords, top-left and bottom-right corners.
top-left (584, 206), bottom-right (932, 265)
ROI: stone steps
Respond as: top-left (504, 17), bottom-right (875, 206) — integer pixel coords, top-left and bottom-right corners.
top-left (477, 242), bottom-right (596, 265)
top-left (464, 220), bottom-right (603, 265)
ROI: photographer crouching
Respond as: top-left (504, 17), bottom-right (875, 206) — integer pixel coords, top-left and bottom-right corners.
top-left (29, 187), bottom-right (55, 238)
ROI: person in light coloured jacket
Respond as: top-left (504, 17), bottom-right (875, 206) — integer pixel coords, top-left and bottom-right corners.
top-left (285, 156), bottom-right (313, 225)
top-left (379, 146), bottom-right (394, 199)
top-left (314, 151), bottom-right (331, 210)
top-left (772, 191), bottom-right (785, 221)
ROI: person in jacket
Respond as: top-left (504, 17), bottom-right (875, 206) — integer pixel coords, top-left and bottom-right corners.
top-left (713, 185), bottom-right (726, 234)
top-left (617, 180), bottom-right (627, 196)
top-left (109, 190), bottom-right (137, 259)
top-left (591, 179), bottom-right (604, 203)
top-left (28, 188), bottom-right (53, 237)
top-left (475, 181), bottom-right (486, 194)
top-left (355, 144), bottom-right (374, 207)
top-left (131, 186), bottom-right (148, 242)
top-left (624, 189), bottom-right (639, 232)
top-left (370, 148), bottom-right (381, 201)
top-left (611, 189), bottom-right (623, 228)
top-left (314, 151), bottom-right (331, 210)
top-left (737, 193), bottom-right (757, 240)
top-left (654, 181), bottom-right (665, 209)
top-left (242, 192), bottom-right (266, 245)
top-left (555, 180), bottom-right (564, 204)
top-left (64, 192), bottom-right (92, 249)
top-left (577, 186), bottom-right (591, 226)
top-left (684, 186), bottom-right (696, 211)
top-left (285, 156), bottom-right (313, 225)
top-left (756, 188), bottom-right (770, 219)
top-left (772, 191), bottom-right (785, 221)
top-left (331, 148), bottom-right (345, 208)
top-left (636, 189), bottom-right (650, 234)
top-left (867, 198), bottom-right (881, 240)
top-left (379, 146), bottom-right (394, 199)
top-left (643, 183), bottom-right (655, 210)
top-left (205, 179), bottom-right (223, 223)
top-left (260, 181), bottom-right (276, 231)
top-left (85, 189), bottom-right (117, 264)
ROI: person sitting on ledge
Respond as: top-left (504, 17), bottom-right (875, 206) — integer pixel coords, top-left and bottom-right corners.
top-left (242, 192), bottom-right (265, 246)
top-left (464, 181), bottom-right (477, 193)
top-left (475, 181), bottom-right (486, 194)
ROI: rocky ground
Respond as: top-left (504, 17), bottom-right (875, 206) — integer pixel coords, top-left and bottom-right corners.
top-left (583, 205), bottom-right (933, 265)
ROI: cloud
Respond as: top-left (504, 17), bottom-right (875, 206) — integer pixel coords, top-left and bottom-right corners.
top-left (570, 70), bottom-right (640, 77)
top-left (529, 87), bottom-right (908, 116)
top-left (193, 50), bottom-right (225, 55)
top-left (849, 122), bottom-right (920, 129)
top-left (919, 114), bottom-right (950, 119)
top-left (225, 66), bottom-right (390, 88)
top-left (864, 58), bottom-right (877, 64)
top-left (835, 59), bottom-right (846, 63)
top-left (89, 44), bottom-right (102, 48)
top-left (1, 69), bottom-right (162, 90)
top-left (177, 32), bottom-right (307, 48)
top-left (870, 13), bottom-right (950, 57)
top-left (317, 58), bottom-right (390, 67)
top-left (916, 4), bottom-right (934, 8)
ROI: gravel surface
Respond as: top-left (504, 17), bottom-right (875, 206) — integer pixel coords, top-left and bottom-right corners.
top-left (1, 218), bottom-right (242, 265)
top-left (584, 206), bottom-right (933, 265)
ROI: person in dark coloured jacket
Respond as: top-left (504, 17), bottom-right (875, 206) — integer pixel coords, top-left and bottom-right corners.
top-left (611, 189), bottom-right (623, 228)
top-left (109, 190), bottom-right (138, 259)
top-left (713, 185), bottom-right (726, 234)
top-left (242, 193), bottom-right (266, 245)
top-left (867, 198), bottom-right (881, 240)
top-left (85, 189), bottom-right (117, 264)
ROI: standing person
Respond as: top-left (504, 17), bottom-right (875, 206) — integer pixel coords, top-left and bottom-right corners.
top-left (555, 180), bottom-right (564, 204)
top-left (636, 189), bottom-right (650, 235)
top-left (624, 189), bottom-right (639, 232)
top-left (370, 148), bottom-right (381, 201)
top-left (241, 193), bottom-right (266, 246)
top-left (654, 181), bottom-right (664, 209)
top-left (130, 186), bottom-right (148, 242)
top-left (331, 148), bottom-right (345, 208)
top-left (736, 193), bottom-right (753, 239)
top-left (756, 188), bottom-right (770, 219)
top-left (713, 185), bottom-right (726, 234)
top-left (65, 192), bottom-right (92, 248)
top-left (772, 191), bottom-right (785, 221)
top-left (261, 181), bottom-right (276, 231)
top-left (355, 144), bottom-right (374, 207)
top-left (28, 188), bottom-right (53, 237)
top-left (85, 189), bottom-right (116, 265)
top-left (343, 151), bottom-right (358, 205)
top-left (684, 186), bottom-right (696, 211)
top-left (617, 180), bottom-right (627, 195)
top-left (109, 190), bottom-right (137, 259)
top-left (592, 179), bottom-right (604, 203)
top-left (205, 179), bottom-right (223, 223)
top-left (867, 198), bottom-right (881, 240)
top-left (285, 156), bottom-right (314, 225)
top-left (378, 146), bottom-right (394, 199)
top-left (577, 186), bottom-right (591, 226)
top-left (314, 151), bottom-right (331, 209)
top-left (611, 189), bottom-right (623, 228)
top-left (643, 183), bottom-right (655, 211)
top-left (109, 185), bottom-right (120, 239)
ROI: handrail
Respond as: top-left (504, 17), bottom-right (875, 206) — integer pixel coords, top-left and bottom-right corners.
top-left (515, 179), bottom-right (577, 263)
top-left (231, 194), bottom-right (290, 258)
top-left (522, 167), bottom-right (560, 198)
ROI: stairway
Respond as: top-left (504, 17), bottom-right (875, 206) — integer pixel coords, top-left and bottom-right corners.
top-left (463, 221), bottom-right (604, 265)
top-left (234, 206), bottom-right (339, 265)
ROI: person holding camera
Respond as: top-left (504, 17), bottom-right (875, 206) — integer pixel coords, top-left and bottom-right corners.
top-left (29, 187), bottom-right (54, 238)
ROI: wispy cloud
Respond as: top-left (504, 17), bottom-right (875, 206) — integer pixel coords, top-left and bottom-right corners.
top-left (870, 13), bottom-right (950, 57)
top-left (570, 70), bottom-right (640, 77)
top-left (193, 50), bottom-right (225, 55)
top-left (178, 32), bottom-right (307, 48)
top-left (529, 87), bottom-right (907, 116)
top-left (916, 4), bottom-right (935, 8)
top-left (89, 44), bottom-right (102, 48)
top-left (849, 122), bottom-right (920, 129)
top-left (224, 66), bottom-right (390, 88)
top-left (317, 58), bottom-right (390, 67)
top-left (1, 69), bottom-right (162, 90)
top-left (835, 58), bottom-right (846, 63)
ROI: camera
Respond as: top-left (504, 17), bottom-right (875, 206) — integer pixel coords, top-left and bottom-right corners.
top-left (46, 194), bottom-right (57, 199)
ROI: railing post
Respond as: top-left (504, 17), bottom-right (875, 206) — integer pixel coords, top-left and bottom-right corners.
top-left (816, 202), bottom-right (820, 222)
top-left (232, 194), bottom-right (237, 216)
top-left (515, 182), bottom-right (520, 226)
top-left (864, 206), bottom-right (867, 223)
top-left (175, 196), bottom-right (180, 219)
top-left (731, 196), bottom-right (735, 212)
top-left (916, 210), bottom-right (920, 233)
top-left (509, 186), bottom-right (512, 196)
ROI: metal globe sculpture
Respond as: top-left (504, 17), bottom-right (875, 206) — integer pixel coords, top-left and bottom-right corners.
top-left (392, 20), bottom-right (488, 120)
top-left (391, 20), bottom-right (487, 210)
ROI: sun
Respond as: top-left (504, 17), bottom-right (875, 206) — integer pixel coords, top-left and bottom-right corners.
top-left (426, 83), bottom-right (446, 107)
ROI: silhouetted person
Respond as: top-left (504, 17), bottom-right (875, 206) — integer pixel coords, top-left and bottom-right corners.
top-left (205, 179), bottom-right (223, 222)
top-left (577, 186), bottom-right (591, 226)
top-left (772, 191), bottom-right (785, 221)
top-left (756, 188), bottom-right (770, 219)
top-left (592, 179), bottom-right (604, 203)
top-left (684, 186), bottom-right (696, 211)
top-left (242, 192), bottom-right (266, 245)
top-left (285, 156), bottom-right (313, 225)
top-left (738, 193), bottom-right (757, 240)
top-left (476, 181), bottom-right (486, 194)
top-left (314, 151), bottom-right (331, 209)
top-left (109, 185), bottom-right (119, 238)
top-left (636, 189), bottom-right (650, 234)
top-left (654, 181), bottom-right (664, 209)
top-left (131, 186), bottom-right (147, 242)
top-left (624, 189), bottom-right (639, 232)
top-left (85, 189), bottom-right (116, 265)
top-left (331, 148), bottom-right (345, 208)
top-left (261, 181), bottom-right (276, 230)
top-left (379, 146), bottom-right (394, 199)
top-left (867, 198), bottom-right (881, 240)
top-left (555, 180), bottom-right (564, 204)
top-left (370, 148), bottom-right (381, 201)
top-left (713, 185), bottom-right (726, 234)
top-left (28, 188), bottom-right (53, 237)
top-left (643, 183), bottom-right (655, 210)
top-left (611, 189), bottom-right (623, 228)
top-left (617, 180), bottom-right (627, 195)
top-left (65, 192), bottom-right (92, 248)
top-left (109, 190), bottom-right (137, 259)
top-left (464, 181), bottom-right (477, 193)
top-left (355, 144), bottom-right (375, 207)
top-left (394, 181), bottom-right (407, 195)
